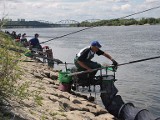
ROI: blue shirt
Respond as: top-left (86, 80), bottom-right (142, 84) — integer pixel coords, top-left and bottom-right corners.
top-left (29, 37), bottom-right (40, 47)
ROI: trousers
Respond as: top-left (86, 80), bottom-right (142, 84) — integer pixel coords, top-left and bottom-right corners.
top-left (74, 57), bottom-right (101, 80)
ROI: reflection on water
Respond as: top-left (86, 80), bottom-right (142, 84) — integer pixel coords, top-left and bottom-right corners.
top-left (4, 25), bottom-right (160, 117)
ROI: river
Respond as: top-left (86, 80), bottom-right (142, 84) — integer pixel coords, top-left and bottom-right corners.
top-left (4, 25), bottom-right (160, 117)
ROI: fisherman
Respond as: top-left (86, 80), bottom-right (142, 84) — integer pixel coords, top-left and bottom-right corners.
top-left (20, 33), bottom-right (28, 47)
top-left (11, 31), bottom-right (17, 39)
top-left (74, 40), bottom-right (118, 81)
top-left (29, 33), bottom-right (42, 51)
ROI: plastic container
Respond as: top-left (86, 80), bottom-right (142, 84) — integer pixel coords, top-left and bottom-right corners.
top-left (58, 71), bottom-right (72, 83)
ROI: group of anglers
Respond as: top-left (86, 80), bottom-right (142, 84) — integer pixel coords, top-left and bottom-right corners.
top-left (5, 30), bottom-right (118, 80)
top-left (4, 30), bottom-right (55, 68)
top-left (5, 30), bottom-right (118, 69)
top-left (5, 30), bottom-right (44, 51)
top-left (3, 31), bottom-right (160, 119)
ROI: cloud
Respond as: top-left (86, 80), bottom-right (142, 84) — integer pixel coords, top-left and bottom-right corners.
top-left (115, 0), bottom-right (129, 3)
top-left (145, 0), bottom-right (159, 3)
top-left (121, 4), bottom-right (131, 10)
top-left (0, 0), bottom-right (160, 22)
top-left (112, 4), bottom-right (131, 11)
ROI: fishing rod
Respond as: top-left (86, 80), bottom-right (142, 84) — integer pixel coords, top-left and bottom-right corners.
top-left (58, 62), bottom-right (75, 65)
top-left (68, 56), bottom-right (160, 76)
top-left (32, 53), bottom-right (63, 64)
top-left (68, 66), bottom-right (107, 76)
top-left (120, 5), bottom-right (160, 19)
top-left (40, 5), bottom-right (160, 44)
top-left (40, 27), bottom-right (93, 44)
top-left (118, 56), bottom-right (160, 66)
top-left (26, 35), bottom-right (53, 38)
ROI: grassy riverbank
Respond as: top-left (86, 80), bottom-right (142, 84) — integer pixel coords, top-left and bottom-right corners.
top-left (0, 32), bottom-right (117, 120)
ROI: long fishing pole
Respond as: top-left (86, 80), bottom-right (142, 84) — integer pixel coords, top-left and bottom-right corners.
top-left (68, 66), bottom-right (106, 76)
top-left (120, 5), bottom-right (160, 19)
top-left (40, 5), bottom-right (160, 44)
top-left (118, 56), bottom-right (160, 66)
top-left (26, 35), bottom-right (53, 38)
top-left (40, 27), bottom-right (93, 44)
top-left (68, 56), bottom-right (160, 76)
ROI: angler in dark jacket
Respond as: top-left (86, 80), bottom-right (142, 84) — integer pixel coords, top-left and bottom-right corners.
top-left (74, 41), bottom-right (118, 80)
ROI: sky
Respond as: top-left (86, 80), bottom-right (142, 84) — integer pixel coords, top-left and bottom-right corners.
top-left (0, 0), bottom-right (160, 23)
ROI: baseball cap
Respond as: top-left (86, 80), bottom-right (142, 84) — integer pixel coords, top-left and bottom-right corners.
top-left (91, 41), bottom-right (102, 48)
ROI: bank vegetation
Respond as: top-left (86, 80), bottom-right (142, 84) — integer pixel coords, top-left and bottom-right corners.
top-left (79, 17), bottom-right (160, 27)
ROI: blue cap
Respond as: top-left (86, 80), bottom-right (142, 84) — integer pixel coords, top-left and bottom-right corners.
top-left (91, 41), bottom-right (102, 48)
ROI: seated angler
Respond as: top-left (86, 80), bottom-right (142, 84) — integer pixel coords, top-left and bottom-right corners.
top-left (74, 40), bottom-right (118, 82)
top-left (29, 33), bottom-right (42, 51)
top-left (20, 33), bottom-right (28, 47)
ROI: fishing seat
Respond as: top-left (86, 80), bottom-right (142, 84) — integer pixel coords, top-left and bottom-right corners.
top-left (72, 74), bottom-right (103, 93)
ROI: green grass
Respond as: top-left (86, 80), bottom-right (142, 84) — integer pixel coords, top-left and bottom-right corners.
top-left (34, 94), bottom-right (43, 106)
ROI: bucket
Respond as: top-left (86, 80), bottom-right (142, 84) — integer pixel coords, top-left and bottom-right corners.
top-left (58, 83), bottom-right (71, 92)
top-left (58, 71), bottom-right (72, 83)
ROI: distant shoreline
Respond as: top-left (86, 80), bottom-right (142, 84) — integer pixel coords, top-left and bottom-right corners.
top-left (2, 17), bottom-right (160, 28)
top-left (3, 23), bottom-right (160, 29)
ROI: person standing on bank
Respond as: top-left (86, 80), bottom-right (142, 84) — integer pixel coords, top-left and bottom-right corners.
top-left (74, 41), bottom-right (118, 80)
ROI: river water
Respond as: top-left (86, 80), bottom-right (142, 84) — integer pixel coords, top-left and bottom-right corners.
top-left (4, 25), bottom-right (160, 117)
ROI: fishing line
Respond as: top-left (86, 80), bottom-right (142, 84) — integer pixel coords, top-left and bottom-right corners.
top-left (40, 5), bottom-right (160, 44)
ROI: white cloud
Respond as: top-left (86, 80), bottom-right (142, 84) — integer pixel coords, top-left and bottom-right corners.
top-left (121, 4), bottom-right (131, 10)
top-left (0, 0), bottom-right (160, 22)
top-left (115, 0), bottom-right (129, 3)
top-left (112, 4), bottom-right (131, 11)
top-left (145, 0), bottom-right (159, 3)
top-left (112, 6), bottom-right (121, 11)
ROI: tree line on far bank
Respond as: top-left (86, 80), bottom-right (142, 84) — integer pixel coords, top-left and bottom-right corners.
top-left (1, 17), bottom-right (160, 28)
top-left (79, 17), bottom-right (160, 27)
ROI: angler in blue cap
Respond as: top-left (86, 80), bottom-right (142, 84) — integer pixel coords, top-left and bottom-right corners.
top-left (74, 40), bottom-right (118, 81)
